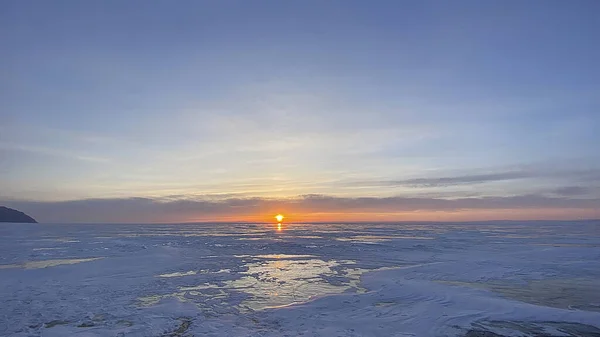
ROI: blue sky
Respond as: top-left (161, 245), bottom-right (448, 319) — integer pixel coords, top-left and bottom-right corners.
top-left (1, 0), bottom-right (599, 222)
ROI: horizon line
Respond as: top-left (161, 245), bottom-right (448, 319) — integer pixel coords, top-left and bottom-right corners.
top-left (12, 218), bottom-right (600, 225)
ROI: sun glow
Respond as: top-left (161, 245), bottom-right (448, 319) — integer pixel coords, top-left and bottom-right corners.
top-left (275, 214), bottom-right (284, 222)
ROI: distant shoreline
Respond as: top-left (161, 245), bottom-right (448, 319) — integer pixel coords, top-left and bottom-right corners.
top-left (11, 219), bottom-right (599, 225)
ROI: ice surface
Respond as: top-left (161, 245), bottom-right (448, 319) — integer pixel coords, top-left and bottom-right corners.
top-left (0, 221), bottom-right (599, 336)
top-left (0, 257), bottom-right (104, 269)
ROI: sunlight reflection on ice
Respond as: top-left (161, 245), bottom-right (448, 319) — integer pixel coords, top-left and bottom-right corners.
top-left (253, 254), bottom-right (315, 259)
top-left (140, 256), bottom-right (362, 311)
top-left (0, 257), bottom-right (104, 269)
top-left (335, 235), bottom-right (433, 243)
top-left (158, 269), bottom-right (231, 278)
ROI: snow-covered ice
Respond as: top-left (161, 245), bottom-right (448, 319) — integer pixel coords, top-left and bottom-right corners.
top-left (1, 221), bottom-right (599, 336)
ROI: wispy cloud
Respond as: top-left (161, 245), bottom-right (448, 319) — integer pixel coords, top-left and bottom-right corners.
top-left (384, 171), bottom-right (531, 187)
top-left (348, 168), bottom-right (600, 188)
top-left (0, 142), bottom-right (110, 163)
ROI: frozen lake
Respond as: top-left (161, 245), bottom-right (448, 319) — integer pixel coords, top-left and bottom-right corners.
top-left (1, 221), bottom-right (599, 336)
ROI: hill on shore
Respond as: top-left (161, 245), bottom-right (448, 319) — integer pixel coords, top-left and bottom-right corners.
top-left (0, 206), bottom-right (37, 223)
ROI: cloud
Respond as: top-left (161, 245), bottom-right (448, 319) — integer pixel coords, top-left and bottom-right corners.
top-left (349, 168), bottom-right (600, 188)
top-left (3, 194), bottom-right (598, 223)
top-left (550, 186), bottom-right (590, 197)
top-left (0, 142), bottom-right (110, 163)
top-left (386, 171), bottom-right (531, 187)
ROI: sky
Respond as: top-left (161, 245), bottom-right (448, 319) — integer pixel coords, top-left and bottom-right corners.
top-left (1, 0), bottom-right (599, 223)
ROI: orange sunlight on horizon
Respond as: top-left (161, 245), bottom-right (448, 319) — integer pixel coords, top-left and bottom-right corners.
top-left (184, 208), bottom-right (599, 224)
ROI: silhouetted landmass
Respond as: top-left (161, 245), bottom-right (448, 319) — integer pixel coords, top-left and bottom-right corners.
top-left (0, 206), bottom-right (37, 223)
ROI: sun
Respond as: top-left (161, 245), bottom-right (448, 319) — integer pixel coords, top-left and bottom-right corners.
top-left (275, 214), bottom-right (284, 222)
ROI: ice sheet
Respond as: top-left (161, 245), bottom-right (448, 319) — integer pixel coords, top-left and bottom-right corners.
top-left (1, 221), bottom-right (599, 336)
